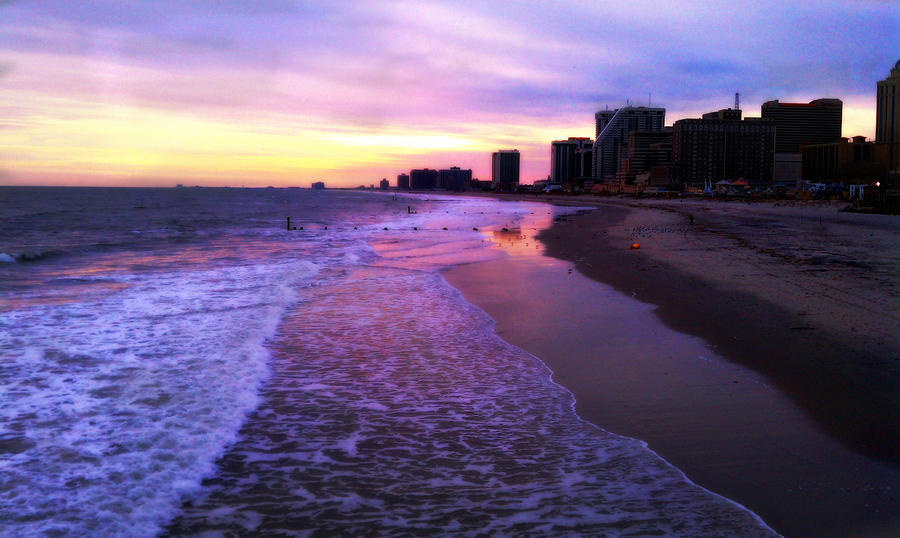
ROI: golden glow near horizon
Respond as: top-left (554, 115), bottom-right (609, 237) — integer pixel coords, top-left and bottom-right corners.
top-left (0, 83), bottom-right (588, 187)
top-left (0, 80), bottom-right (880, 188)
top-left (0, 3), bottom-right (892, 188)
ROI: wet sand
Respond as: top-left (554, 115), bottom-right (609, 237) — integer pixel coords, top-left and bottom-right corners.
top-left (442, 197), bottom-right (900, 538)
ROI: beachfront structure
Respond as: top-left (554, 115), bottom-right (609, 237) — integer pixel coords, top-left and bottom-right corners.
top-left (311, 181), bottom-right (325, 190)
top-left (550, 137), bottom-right (592, 187)
top-left (410, 169), bottom-right (439, 189)
top-left (397, 173), bottom-right (410, 190)
top-left (761, 99), bottom-right (843, 182)
top-left (876, 60), bottom-right (900, 145)
top-left (379, 178), bottom-right (389, 190)
top-left (492, 150), bottom-right (520, 191)
top-left (672, 109), bottom-right (775, 186)
top-left (802, 136), bottom-right (899, 183)
top-left (439, 167), bottom-right (472, 191)
top-left (593, 106), bottom-right (665, 182)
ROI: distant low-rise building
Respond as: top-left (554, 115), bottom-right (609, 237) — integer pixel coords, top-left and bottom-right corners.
top-left (379, 178), bottom-right (389, 190)
top-left (439, 167), bottom-right (472, 191)
top-left (802, 136), bottom-right (898, 183)
top-left (492, 150), bottom-right (520, 191)
top-left (470, 178), bottom-right (491, 191)
top-left (311, 181), bottom-right (325, 190)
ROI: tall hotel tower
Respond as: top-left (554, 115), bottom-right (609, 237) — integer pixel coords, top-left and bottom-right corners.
top-left (491, 149), bottom-right (520, 191)
top-left (761, 99), bottom-right (842, 153)
top-left (593, 106), bottom-right (665, 182)
top-left (761, 98), bottom-right (842, 181)
top-left (550, 137), bottom-right (592, 186)
top-left (876, 60), bottom-right (900, 144)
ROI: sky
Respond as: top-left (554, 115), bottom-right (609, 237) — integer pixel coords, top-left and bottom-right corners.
top-left (0, 1), bottom-right (897, 188)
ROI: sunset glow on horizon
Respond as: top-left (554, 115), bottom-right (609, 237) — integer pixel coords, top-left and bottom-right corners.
top-left (0, 1), bottom-right (897, 188)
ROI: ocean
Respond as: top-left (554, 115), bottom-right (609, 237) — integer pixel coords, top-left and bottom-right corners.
top-left (0, 187), bottom-right (775, 536)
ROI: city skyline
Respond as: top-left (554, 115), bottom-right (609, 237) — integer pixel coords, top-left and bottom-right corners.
top-left (0, 1), bottom-right (897, 187)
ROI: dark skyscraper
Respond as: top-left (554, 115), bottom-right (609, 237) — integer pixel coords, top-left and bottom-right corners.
top-left (761, 99), bottom-right (841, 182)
top-left (616, 129), bottom-right (673, 185)
top-left (491, 150), bottom-right (520, 191)
top-left (876, 60), bottom-right (900, 144)
top-left (761, 99), bottom-right (843, 153)
top-left (410, 169), bottom-right (439, 189)
top-left (397, 173), bottom-right (410, 190)
top-left (673, 109), bottom-right (774, 185)
top-left (550, 137), bottom-right (592, 186)
top-left (593, 106), bottom-right (665, 182)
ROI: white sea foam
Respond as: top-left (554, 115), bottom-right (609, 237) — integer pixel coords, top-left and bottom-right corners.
top-left (1, 192), bottom-right (776, 536)
top-left (0, 259), bottom-right (319, 536)
top-left (166, 261), bottom-right (777, 536)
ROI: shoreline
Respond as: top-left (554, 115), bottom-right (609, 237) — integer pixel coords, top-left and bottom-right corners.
top-left (539, 197), bottom-right (900, 464)
top-left (442, 196), bottom-right (900, 537)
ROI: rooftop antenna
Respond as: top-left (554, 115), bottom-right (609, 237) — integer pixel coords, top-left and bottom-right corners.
top-left (735, 92), bottom-right (740, 110)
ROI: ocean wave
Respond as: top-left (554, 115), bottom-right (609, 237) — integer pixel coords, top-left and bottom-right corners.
top-left (0, 259), bottom-right (320, 536)
top-left (0, 249), bottom-right (66, 263)
top-left (166, 268), bottom-right (776, 536)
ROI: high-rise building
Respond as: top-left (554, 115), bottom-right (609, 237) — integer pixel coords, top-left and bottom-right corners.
top-left (761, 99), bottom-right (843, 153)
top-left (672, 109), bottom-right (775, 186)
top-left (593, 106), bottom-right (665, 182)
top-left (761, 99), bottom-right (842, 182)
top-left (550, 137), bottom-right (592, 186)
top-left (491, 150), bottom-right (520, 191)
top-left (616, 129), bottom-right (673, 185)
top-left (876, 60), bottom-right (900, 144)
top-left (439, 167), bottom-right (472, 191)
top-left (410, 169), bottom-right (439, 189)
top-left (397, 173), bottom-right (410, 190)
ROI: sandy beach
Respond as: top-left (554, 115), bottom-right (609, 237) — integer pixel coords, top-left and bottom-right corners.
top-left (443, 196), bottom-right (900, 537)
